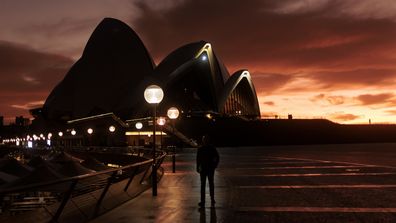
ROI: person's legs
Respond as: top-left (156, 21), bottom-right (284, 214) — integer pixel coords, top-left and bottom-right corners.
top-left (208, 169), bottom-right (215, 203)
top-left (200, 172), bottom-right (207, 205)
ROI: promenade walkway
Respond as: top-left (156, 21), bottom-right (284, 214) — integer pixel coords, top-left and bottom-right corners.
top-left (91, 145), bottom-right (396, 223)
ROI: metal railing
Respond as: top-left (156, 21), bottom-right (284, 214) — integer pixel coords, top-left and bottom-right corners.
top-left (0, 147), bottom-right (167, 223)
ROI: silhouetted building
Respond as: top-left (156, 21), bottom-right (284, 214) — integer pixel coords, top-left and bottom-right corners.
top-left (15, 116), bottom-right (30, 126)
top-left (35, 18), bottom-right (260, 124)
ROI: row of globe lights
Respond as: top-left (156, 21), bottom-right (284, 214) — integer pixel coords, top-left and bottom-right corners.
top-left (2, 109), bottom-right (177, 147)
top-left (56, 125), bottom-right (117, 138)
top-left (3, 122), bottom-right (147, 144)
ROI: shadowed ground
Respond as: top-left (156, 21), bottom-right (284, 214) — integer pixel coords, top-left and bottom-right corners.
top-left (90, 143), bottom-right (396, 223)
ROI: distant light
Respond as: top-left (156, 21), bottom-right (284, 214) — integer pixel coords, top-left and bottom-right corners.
top-left (157, 117), bottom-right (166, 126)
top-left (27, 141), bottom-right (33, 148)
top-left (58, 131), bottom-right (63, 137)
top-left (39, 134), bottom-right (44, 138)
top-left (87, 128), bottom-right (93, 135)
top-left (135, 122), bottom-right (143, 130)
top-left (109, 126), bottom-right (116, 132)
top-left (16, 141), bottom-right (20, 146)
top-left (144, 85), bottom-right (164, 104)
top-left (201, 55), bottom-right (207, 61)
top-left (48, 133), bottom-right (52, 139)
top-left (167, 107), bottom-right (180, 119)
top-left (206, 113), bottom-right (212, 119)
top-left (71, 130), bottom-right (76, 136)
top-left (47, 140), bottom-right (51, 146)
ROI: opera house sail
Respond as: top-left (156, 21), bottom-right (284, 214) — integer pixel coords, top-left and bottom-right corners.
top-left (34, 17), bottom-right (260, 124)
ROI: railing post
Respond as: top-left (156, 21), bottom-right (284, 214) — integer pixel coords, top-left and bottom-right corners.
top-left (139, 163), bottom-right (151, 184)
top-left (52, 179), bottom-right (78, 222)
top-left (124, 166), bottom-right (139, 192)
top-left (94, 171), bottom-right (117, 217)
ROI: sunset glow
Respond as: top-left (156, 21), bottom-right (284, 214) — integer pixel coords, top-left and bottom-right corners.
top-left (1, 0), bottom-right (396, 124)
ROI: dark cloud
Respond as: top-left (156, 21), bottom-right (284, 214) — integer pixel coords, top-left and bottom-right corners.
top-left (134, 0), bottom-right (396, 68)
top-left (251, 73), bottom-right (294, 93)
top-left (385, 110), bottom-right (396, 115)
top-left (356, 93), bottom-right (395, 105)
top-left (309, 69), bottom-right (396, 89)
top-left (329, 112), bottom-right (361, 122)
top-left (263, 101), bottom-right (275, 106)
top-left (311, 93), bottom-right (345, 105)
top-left (0, 41), bottom-right (74, 120)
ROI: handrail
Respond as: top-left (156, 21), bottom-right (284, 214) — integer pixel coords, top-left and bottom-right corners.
top-left (0, 147), bottom-right (168, 223)
top-left (0, 148), bottom-right (166, 194)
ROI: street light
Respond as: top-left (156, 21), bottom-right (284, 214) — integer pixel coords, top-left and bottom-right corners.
top-left (157, 117), bottom-right (166, 126)
top-left (87, 128), bottom-right (93, 146)
top-left (109, 126), bottom-right (116, 132)
top-left (135, 122), bottom-right (143, 146)
top-left (144, 84), bottom-right (163, 196)
top-left (71, 130), bottom-right (76, 136)
top-left (167, 107), bottom-right (179, 173)
top-left (157, 117), bottom-right (166, 149)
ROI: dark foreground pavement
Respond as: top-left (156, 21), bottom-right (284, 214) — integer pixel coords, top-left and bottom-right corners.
top-left (90, 143), bottom-right (396, 222)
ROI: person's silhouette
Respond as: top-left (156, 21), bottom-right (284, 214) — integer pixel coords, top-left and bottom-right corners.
top-left (196, 135), bottom-right (219, 207)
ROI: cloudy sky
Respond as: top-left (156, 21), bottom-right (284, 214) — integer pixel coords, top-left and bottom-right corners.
top-left (1, 0), bottom-right (396, 124)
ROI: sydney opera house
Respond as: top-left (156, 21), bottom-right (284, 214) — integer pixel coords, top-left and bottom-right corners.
top-left (35, 18), bottom-right (260, 123)
top-left (26, 18), bottom-right (261, 147)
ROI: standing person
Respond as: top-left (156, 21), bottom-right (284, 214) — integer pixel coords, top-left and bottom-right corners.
top-left (196, 134), bottom-right (220, 207)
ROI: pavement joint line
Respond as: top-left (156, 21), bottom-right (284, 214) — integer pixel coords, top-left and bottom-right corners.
top-left (268, 156), bottom-right (382, 168)
top-left (236, 161), bottom-right (330, 165)
top-left (235, 166), bottom-right (374, 170)
top-left (230, 172), bottom-right (396, 177)
top-left (236, 207), bottom-right (396, 213)
top-left (236, 184), bottom-right (396, 189)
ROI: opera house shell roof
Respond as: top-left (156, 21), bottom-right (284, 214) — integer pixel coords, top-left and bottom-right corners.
top-left (41, 18), bottom-right (260, 122)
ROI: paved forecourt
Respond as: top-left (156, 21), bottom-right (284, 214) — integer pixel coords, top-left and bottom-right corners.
top-left (91, 144), bottom-right (396, 223)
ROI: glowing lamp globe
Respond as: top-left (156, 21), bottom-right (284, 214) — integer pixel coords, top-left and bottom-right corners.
top-left (71, 130), bottom-right (76, 136)
top-left (144, 85), bottom-right (164, 104)
top-left (58, 132), bottom-right (63, 137)
top-left (87, 128), bottom-right (93, 134)
top-left (109, 126), bottom-right (116, 132)
top-left (135, 122), bottom-right (143, 130)
top-left (167, 107), bottom-right (180, 119)
top-left (157, 117), bottom-right (166, 126)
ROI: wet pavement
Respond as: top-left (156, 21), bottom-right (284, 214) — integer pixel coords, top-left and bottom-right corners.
top-left (90, 143), bottom-right (396, 222)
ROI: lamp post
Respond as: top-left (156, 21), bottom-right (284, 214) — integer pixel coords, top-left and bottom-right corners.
top-left (144, 85), bottom-right (164, 196)
top-left (167, 107), bottom-right (179, 173)
top-left (87, 128), bottom-right (93, 147)
top-left (135, 122), bottom-right (143, 146)
top-left (157, 117), bottom-right (166, 149)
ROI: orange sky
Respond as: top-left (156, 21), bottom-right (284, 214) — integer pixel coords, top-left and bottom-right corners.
top-left (1, 0), bottom-right (396, 124)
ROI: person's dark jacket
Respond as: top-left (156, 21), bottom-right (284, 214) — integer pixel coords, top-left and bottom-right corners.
top-left (196, 145), bottom-right (219, 173)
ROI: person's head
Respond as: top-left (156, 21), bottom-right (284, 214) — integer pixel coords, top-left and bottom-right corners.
top-left (202, 134), bottom-right (211, 146)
